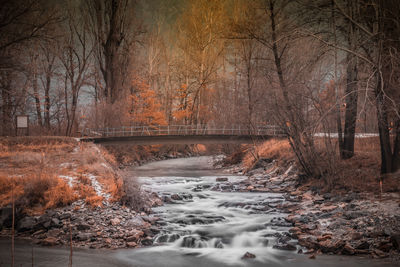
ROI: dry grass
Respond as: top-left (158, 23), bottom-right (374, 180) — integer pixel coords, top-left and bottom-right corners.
top-left (0, 137), bottom-right (123, 214)
top-left (242, 139), bottom-right (294, 170)
top-left (236, 136), bottom-right (398, 194)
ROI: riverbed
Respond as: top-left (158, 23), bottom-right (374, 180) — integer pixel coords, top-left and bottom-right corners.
top-left (0, 156), bottom-right (398, 266)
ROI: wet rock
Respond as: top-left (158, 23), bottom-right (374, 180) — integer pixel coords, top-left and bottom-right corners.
top-left (241, 252), bottom-right (256, 259)
top-left (162, 196), bottom-right (173, 203)
top-left (355, 240), bottom-right (370, 250)
top-left (141, 237), bottom-right (153, 246)
top-left (378, 241), bottom-right (392, 252)
top-left (17, 216), bottom-right (36, 232)
top-left (215, 240), bottom-right (224, 248)
top-left (372, 249), bottom-right (387, 258)
top-left (318, 240), bottom-right (345, 253)
top-left (273, 243), bottom-right (297, 251)
top-left (216, 177), bottom-right (228, 182)
top-left (40, 237), bottom-right (58, 246)
top-left (126, 241), bottom-right (137, 248)
top-left (76, 233), bottom-right (93, 241)
top-left (341, 243), bottom-right (355, 255)
top-left (171, 194), bottom-right (183, 201)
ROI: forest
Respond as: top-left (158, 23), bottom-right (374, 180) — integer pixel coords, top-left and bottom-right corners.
top-left (1, 0), bottom-right (400, 180)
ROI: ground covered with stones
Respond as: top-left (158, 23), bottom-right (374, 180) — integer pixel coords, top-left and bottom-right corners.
top-left (0, 195), bottom-right (163, 249)
top-left (217, 157), bottom-right (400, 261)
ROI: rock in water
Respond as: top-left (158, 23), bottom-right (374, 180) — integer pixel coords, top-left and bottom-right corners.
top-left (241, 252), bottom-right (256, 259)
top-left (40, 237), bottom-right (58, 246)
top-left (273, 243), bottom-right (297, 251)
top-left (216, 177), bottom-right (228, 182)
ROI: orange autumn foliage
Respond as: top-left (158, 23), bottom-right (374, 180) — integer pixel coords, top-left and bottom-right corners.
top-left (129, 77), bottom-right (167, 126)
top-left (173, 84), bottom-right (193, 123)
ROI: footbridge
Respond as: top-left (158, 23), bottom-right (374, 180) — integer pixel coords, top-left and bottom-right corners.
top-left (80, 125), bottom-right (285, 145)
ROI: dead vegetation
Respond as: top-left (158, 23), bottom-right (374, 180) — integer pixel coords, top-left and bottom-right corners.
top-left (0, 137), bottom-right (123, 215)
top-left (238, 137), bottom-right (399, 195)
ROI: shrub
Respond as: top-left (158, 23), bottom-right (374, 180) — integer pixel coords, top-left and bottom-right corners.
top-left (121, 175), bottom-right (146, 211)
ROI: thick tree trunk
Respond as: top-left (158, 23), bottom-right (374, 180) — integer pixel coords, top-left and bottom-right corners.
top-left (342, 54), bottom-right (358, 159)
top-left (341, 1), bottom-right (359, 159)
top-left (375, 75), bottom-right (392, 174)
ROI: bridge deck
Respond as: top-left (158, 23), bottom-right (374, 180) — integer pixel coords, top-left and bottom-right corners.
top-left (81, 134), bottom-right (278, 145)
top-left (80, 125), bottom-right (284, 144)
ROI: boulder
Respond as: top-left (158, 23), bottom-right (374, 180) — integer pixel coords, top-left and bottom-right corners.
top-left (241, 252), bottom-right (256, 259)
top-left (17, 216), bottom-right (36, 232)
top-left (216, 177), bottom-right (228, 182)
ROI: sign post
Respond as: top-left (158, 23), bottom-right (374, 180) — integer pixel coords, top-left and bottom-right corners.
top-left (16, 115), bottom-right (29, 136)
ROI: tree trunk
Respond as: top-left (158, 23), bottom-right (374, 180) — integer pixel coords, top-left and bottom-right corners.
top-left (342, 53), bottom-right (358, 159)
top-left (32, 74), bottom-right (43, 127)
top-left (44, 74), bottom-right (51, 130)
top-left (341, 1), bottom-right (359, 159)
top-left (375, 74), bottom-right (392, 174)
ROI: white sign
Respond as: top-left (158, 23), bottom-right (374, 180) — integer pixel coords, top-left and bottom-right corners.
top-left (17, 115), bottom-right (28, 128)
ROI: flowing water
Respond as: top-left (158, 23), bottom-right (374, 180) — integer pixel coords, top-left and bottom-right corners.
top-left (113, 156), bottom-right (398, 267)
top-left (0, 156), bottom-right (398, 266)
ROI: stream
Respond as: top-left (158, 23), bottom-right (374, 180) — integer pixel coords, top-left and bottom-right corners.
top-left (114, 156), bottom-right (397, 267)
top-left (0, 156), bottom-right (398, 266)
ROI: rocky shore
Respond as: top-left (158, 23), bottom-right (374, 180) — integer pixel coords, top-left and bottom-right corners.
top-left (1, 153), bottom-right (399, 263)
top-left (218, 157), bottom-right (400, 261)
top-left (0, 194), bottom-right (164, 250)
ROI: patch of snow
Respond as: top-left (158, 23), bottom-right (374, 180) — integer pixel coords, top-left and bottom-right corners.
top-left (59, 162), bottom-right (76, 168)
top-left (86, 174), bottom-right (111, 202)
top-left (314, 133), bottom-right (378, 138)
top-left (59, 175), bottom-right (76, 187)
top-left (101, 162), bottom-right (112, 169)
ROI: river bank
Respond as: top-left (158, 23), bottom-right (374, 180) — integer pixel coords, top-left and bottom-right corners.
top-left (1, 155), bottom-right (399, 266)
top-left (218, 154), bottom-right (400, 261)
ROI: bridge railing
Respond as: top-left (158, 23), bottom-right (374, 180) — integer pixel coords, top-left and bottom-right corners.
top-left (82, 125), bottom-right (285, 138)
